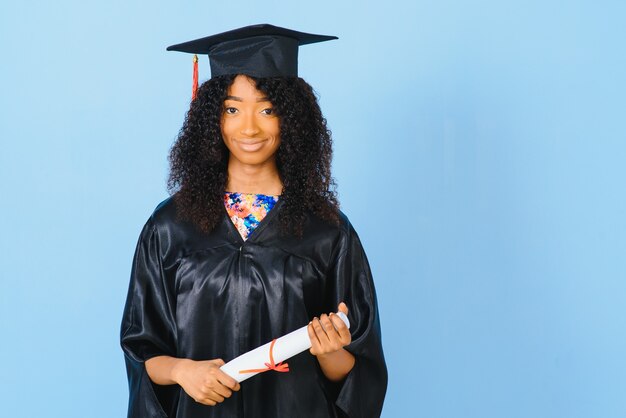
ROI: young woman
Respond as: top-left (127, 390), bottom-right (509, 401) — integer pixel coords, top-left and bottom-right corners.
top-left (121, 24), bottom-right (387, 418)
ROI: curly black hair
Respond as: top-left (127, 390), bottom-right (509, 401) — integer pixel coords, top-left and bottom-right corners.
top-left (167, 75), bottom-right (340, 236)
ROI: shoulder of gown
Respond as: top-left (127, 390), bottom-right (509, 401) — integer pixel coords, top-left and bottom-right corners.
top-left (146, 195), bottom-right (239, 263)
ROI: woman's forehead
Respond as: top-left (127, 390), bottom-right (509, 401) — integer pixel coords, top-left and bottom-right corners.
top-left (225, 75), bottom-right (268, 101)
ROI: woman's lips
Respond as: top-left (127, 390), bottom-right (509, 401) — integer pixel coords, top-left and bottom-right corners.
top-left (237, 139), bottom-right (266, 152)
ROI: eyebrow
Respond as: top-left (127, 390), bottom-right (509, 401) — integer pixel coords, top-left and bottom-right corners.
top-left (225, 95), bottom-right (271, 102)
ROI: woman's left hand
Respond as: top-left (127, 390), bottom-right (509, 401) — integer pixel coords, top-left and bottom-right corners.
top-left (308, 302), bottom-right (352, 357)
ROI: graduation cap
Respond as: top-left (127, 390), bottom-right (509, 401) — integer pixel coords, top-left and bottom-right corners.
top-left (167, 24), bottom-right (338, 99)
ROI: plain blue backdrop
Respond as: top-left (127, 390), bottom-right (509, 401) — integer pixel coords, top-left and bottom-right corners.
top-left (1, 1), bottom-right (625, 417)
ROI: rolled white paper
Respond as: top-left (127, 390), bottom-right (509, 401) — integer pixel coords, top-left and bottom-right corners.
top-left (221, 311), bottom-right (350, 383)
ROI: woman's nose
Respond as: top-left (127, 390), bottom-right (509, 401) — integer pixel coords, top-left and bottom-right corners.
top-left (240, 113), bottom-right (260, 136)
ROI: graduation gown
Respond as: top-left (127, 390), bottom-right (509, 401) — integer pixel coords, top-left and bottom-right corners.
top-left (120, 196), bottom-right (387, 417)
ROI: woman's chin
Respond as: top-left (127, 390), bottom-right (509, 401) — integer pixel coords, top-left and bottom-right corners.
top-left (230, 152), bottom-right (276, 167)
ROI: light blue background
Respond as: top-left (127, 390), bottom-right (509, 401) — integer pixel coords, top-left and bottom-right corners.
top-left (1, 1), bottom-right (625, 417)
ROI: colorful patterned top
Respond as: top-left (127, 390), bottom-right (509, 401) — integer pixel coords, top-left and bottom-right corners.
top-left (224, 192), bottom-right (280, 240)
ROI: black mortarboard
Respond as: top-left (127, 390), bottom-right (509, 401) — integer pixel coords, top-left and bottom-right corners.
top-left (166, 24), bottom-right (338, 79)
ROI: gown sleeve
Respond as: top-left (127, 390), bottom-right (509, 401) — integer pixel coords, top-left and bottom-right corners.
top-left (329, 221), bottom-right (388, 418)
top-left (120, 217), bottom-right (179, 418)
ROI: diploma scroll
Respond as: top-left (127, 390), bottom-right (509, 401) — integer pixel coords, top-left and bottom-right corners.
top-left (221, 312), bottom-right (350, 383)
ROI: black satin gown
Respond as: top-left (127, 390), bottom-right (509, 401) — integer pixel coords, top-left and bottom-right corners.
top-left (120, 196), bottom-right (387, 417)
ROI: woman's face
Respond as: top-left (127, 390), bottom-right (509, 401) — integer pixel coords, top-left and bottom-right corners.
top-left (221, 75), bottom-right (281, 167)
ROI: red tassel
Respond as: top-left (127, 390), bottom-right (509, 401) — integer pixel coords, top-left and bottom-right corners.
top-left (192, 54), bottom-right (199, 101)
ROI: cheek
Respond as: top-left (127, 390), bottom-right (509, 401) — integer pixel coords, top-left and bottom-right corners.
top-left (221, 120), bottom-right (234, 142)
top-left (266, 120), bottom-right (281, 141)
top-left (270, 130), bottom-right (281, 150)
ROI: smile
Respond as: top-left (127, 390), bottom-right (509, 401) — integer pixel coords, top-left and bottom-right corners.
top-left (237, 139), bottom-right (267, 152)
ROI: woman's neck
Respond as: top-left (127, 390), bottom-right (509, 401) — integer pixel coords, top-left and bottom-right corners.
top-left (226, 157), bottom-right (283, 195)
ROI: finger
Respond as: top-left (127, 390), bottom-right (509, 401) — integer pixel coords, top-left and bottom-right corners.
top-left (216, 370), bottom-right (239, 391)
top-left (320, 315), bottom-right (344, 351)
top-left (195, 389), bottom-right (221, 405)
top-left (312, 317), bottom-right (331, 344)
top-left (204, 389), bottom-right (225, 403)
top-left (330, 314), bottom-right (352, 343)
top-left (307, 322), bottom-right (322, 354)
top-left (195, 397), bottom-right (217, 406)
top-left (205, 359), bottom-right (239, 390)
top-left (338, 302), bottom-right (349, 315)
top-left (330, 312), bottom-right (348, 332)
top-left (210, 358), bottom-right (226, 367)
top-left (320, 314), bottom-right (341, 338)
top-left (208, 383), bottom-right (232, 400)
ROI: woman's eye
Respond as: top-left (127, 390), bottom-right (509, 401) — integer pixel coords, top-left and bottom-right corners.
top-left (224, 107), bottom-right (238, 114)
top-left (261, 108), bottom-right (275, 115)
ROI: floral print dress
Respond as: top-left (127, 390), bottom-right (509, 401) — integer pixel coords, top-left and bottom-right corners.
top-left (224, 192), bottom-right (280, 240)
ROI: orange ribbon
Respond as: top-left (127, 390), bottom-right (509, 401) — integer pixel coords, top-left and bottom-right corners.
top-left (239, 339), bottom-right (290, 374)
top-left (191, 54), bottom-right (199, 101)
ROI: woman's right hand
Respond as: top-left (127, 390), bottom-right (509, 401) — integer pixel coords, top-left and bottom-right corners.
top-left (172, 358), bottom-right (241, 406)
